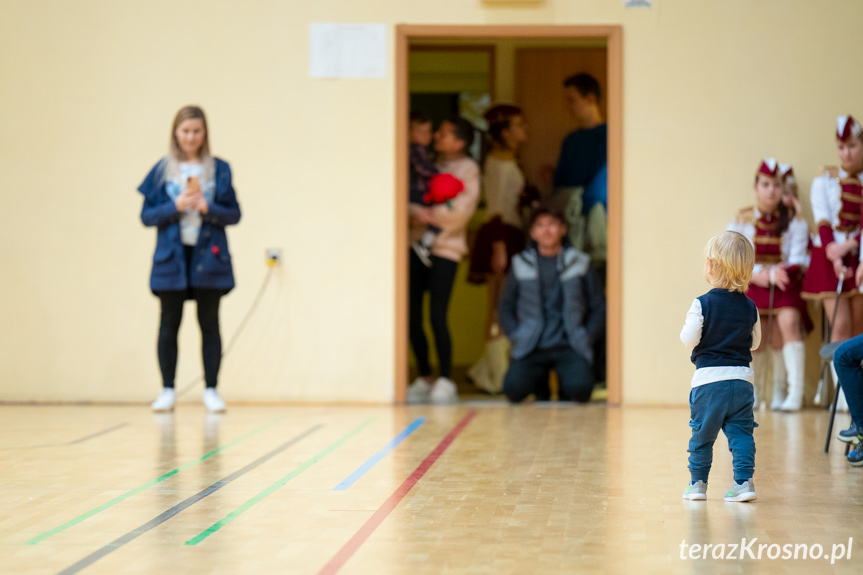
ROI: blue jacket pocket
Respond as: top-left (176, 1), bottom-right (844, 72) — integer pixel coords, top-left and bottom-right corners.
top-left (152, 248), bottom-right (178, 276)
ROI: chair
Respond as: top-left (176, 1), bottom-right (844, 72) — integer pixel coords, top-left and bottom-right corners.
top-left (821, 341), bottom-right (851, 455)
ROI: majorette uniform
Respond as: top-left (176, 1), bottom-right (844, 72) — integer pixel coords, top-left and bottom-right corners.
top-left (729, 159), bottom-right (811, 318)
top-left (802, 116), bottom-right (863, 299)
top-left (729, 158), bottom-right (810, 411)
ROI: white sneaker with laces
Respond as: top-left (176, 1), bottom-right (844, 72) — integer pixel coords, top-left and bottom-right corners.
top-left (203, 388), bottom-right (227, 412)
top-left (151, 388), bottom-right (176, 412)
top-left (430, 377), bottom-right (458, 405)
top-left (407, 378), bottom-right (433, 404)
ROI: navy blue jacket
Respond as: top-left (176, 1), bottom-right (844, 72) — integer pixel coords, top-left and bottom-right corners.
top-left (499, 246), bottom-right (606, 362)
top-left (138, 158), bottom-right (241, 293)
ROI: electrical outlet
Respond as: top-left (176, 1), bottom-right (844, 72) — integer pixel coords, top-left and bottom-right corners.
top-left (266, 248), bottom-right (282, 264)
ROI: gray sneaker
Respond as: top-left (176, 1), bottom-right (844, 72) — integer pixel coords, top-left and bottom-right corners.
top-left (724, 479), bottom-right (757, 502)
top-left (682, 480), bottom-right (707, 500)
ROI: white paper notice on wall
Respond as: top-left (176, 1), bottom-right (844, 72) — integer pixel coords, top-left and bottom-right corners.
top-left (625, 0), bottom-right (651, 6)
top-left (309, 23), bottom-right (387, 79)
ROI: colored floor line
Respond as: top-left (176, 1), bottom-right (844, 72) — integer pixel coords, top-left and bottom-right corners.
top-left (54, 425), bottom-right (323, 575)
top-left (185, 417), bottom-right (376, 546)
top-left (0, 423), bottom-right (129, 451)
top-left (27, 416), bottom-right (284, 545)
top-left (333, 417), bottom-right (425, 491)
top-left (316, 411), bottom-right (477, 575)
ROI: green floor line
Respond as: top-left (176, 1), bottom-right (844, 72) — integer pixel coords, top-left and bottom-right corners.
top-left (27, 416), bottom-right (285, 545)
top-left (185, 418), bottom-right (375, 546)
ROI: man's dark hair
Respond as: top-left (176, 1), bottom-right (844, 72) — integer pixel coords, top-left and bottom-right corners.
top-left (446, 115), bottom-right (476, 152)
top-left (563, 73), bottom-right (601, 100)
top-left (410, 109), bottom-right (432, 125)
top-left (530, 204), bottom-right (567, 228)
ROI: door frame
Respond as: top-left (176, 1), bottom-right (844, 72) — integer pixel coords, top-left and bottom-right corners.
top-left (394, 25), bottom-right (623, 405)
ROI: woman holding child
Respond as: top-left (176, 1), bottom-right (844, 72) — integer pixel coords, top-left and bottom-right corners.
top-left (407, 116), bottom-right (481, 404)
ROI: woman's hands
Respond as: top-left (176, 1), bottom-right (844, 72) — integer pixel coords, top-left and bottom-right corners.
top-left (750, 268), bottom-right (771, 288)
top-left (834, 258), bottom-right (848, 283)
top-left (752, 265), bottom-right (791, 290)
top-left (194, 196), bottom-right (209, 214)
top-left (825, 239), bottom-right (858, 283)
top-left (174, 177), bottom-right (207, 213)
top-left (772, 266), bottom-right (790, 291)
top-left (826, 238), bottom-right (857, 261)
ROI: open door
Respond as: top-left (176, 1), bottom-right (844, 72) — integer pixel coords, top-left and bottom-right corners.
top-left (395, 25), bottom-right (623, 405)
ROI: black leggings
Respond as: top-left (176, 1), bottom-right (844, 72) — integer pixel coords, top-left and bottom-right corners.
top-left (157, 289), bottom-right (223, 389)
top-left (409, 250), bottom-right (458, 379)
top-left (156, 246), bottom-right (224, 389)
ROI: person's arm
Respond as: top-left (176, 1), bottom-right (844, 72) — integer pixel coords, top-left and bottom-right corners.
top-left (785, 218), bottom-right (809, 271)
top-left (811, 175), bottom-right (837, 250)
top-left (202, 163), bottom-right (241, 227)
top-left (750, 314), bottom-right (762, 351)
top-left (680, 299), bottom-right (703, 350)
top-left (498, 268), bottom-right (520, 338)
top-left (139, 165), bottom-right (181, 228)
top-left (583, 268), bottom-right (606, 343)
top-left (553, 134), bottom-right (576, 187)
top-left (432, 161), bottom-right (480, 229)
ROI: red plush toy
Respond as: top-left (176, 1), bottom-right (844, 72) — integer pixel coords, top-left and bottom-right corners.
top-left (424, 173), bottom-right (465, 208)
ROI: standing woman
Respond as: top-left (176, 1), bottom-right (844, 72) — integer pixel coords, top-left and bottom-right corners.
top-left (408, 116), bottom-right (481, 404)
top-left (138, 106), bottom-right (241, 412)
top-left (467, 104), bottom-right (528, 393)
top-left (803, 116), bottom-right (863, 410)
top-left (729, 159), bottom-right (810, 412)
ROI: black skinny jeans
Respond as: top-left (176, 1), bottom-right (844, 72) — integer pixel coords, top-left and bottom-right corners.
top-left (409, 250), bottom-right (458, 379)
top-left (156, 246), bottom-right (223, 389)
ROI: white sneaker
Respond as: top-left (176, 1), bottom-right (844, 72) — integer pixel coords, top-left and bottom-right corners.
top-left (430, 377), bottom-right (458, 405)
top-left (407, 378), bottom-right (432, 404)
top-left (203, 388), bottom-right (227, 413)
top-left (151, 388), bottom-right (176, 412)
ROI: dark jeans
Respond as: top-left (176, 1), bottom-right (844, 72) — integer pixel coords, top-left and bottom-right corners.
top-left (409, 250), bottom-right (458, 379)
top-left (833, 335), bottom-right (863, 429)
top-left (687, 380), bottom-right (757, 483)
top-left (156, 246), bottom-right (223, 389)
top-left (503, 346), bottom-right (593, 403)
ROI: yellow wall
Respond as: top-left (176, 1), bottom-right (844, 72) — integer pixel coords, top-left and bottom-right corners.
top-left (2, 0), bottom-right (862, 404)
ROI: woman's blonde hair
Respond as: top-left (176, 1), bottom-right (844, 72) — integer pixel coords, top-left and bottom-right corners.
top-left (160, 105), bottom-right (214, 184)
top-left (704, 231), bottom-right (754, 293)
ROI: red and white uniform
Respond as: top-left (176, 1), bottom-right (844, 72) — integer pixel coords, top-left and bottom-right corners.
top-left (728, 207), bottom-right (809, 312)
top-left (802, 117), bottom-right (863, 298)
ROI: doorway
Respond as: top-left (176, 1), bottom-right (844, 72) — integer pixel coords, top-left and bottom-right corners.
top-left (395, 25), bottom-right (623, 405)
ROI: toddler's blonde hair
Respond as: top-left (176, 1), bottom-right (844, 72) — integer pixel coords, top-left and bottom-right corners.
top-left (704, 231), bottom-right (754, 293)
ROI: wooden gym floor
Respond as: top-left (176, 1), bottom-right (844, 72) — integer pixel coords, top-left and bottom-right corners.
top-left (1, 403), bottom-right (862, 575)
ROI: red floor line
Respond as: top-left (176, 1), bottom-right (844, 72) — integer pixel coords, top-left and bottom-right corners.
top-left (317, 411), bottom-right (477, 575)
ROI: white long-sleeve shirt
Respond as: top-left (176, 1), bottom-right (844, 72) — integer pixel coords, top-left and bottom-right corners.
top-left (680, 299), bottom-right (762, 388)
